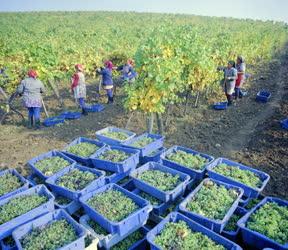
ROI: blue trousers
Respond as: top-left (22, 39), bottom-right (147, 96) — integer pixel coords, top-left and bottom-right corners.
top-left (235, 87), bottom-right (243, 99)
top-left (106, 89), bottom-right (113, 98)
top-left (78, 97), bottom-right (85, 108)
top-left (28, 107), bottom-right (41, 121)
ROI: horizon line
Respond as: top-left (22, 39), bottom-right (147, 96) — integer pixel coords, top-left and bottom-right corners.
top-left (0, 10), bottom-right (286, 24)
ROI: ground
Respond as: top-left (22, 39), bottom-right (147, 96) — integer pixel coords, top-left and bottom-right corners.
top-left (0, 49), bottom-right (287, 200)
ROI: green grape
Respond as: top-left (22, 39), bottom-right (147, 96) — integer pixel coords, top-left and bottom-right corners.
top-left (137, 170), bottom-right (181, 192)
top-left (186, 180), bottom-right (239, 220)
top-left (213, 163), bottom-right (262, 188)
top-left (21, 219), bottom-right (77, 250)
top-left (247, 202), bottom-right (288, 245)
top-left (35, 156), bottom-right (70, 177)
top-left (167, 150), bottom-right (208, 170)
top-left (57, 169), bottom-right (97, 191)
top-left (0, 172), bottom-right (23, 197)
top-left (87, 190), bottom-right (139, 222)
top-left (66, 142), bottom-right (99, 157)
top-left (154, 220), bottom-right (225, 250)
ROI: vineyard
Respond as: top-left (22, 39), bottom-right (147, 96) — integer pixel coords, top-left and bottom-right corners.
top-left (0, 10), bottom-right (287, 199)
top-left (0, 11), bottom-right (288, 250)
top-left (1, 12), bottom-right (288, 108)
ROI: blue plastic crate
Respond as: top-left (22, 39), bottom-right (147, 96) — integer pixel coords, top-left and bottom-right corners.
top-left (128, 227), bottom-right (149, 250)
top-left (237, 197), bottom-right (288, 250)
top-left (95, 127), bottom-right (136, 145)
top-left (80, 215), bottom-right (147, 249)
top-left (0, 169), bottom-right (30, 201)
top-left (0, 236), bottom-right (17, 250)
top-left (90, 145), bottom-right (140, 173)
top-left (111, 226), bottom-right (148, 250)
top-left (236, 206), bottom-right (248, 215)
top-left (141, 147), bottom-right (166, 164)
top-left (121, 133), bottom-right (164, 158)
top-left (150, 196), bottom-right (186, 224)
top-left (117, 176), bottom-right (132, 186)
top-left (240, 194), bottom-right (265, 214)
top-left (213, 101), bottom-right (228, 110)
top-left (161, 145), bottom-right (214, 181)
top-left (256, 90), bottom-right (271, 102)
top-left (61, 111), bottom-right (82, 119)
top-left (143, 219), bottom-right (158, 231)
top-left (84, 103), bottom-right (105, 112)
top-left (149, 211), bottom-right (164, 224)
top-left (121, 179), bottom-right (136, 191)
top-left (132, 188), bottom-right (186, 217)
top-left (184, 177), bottom-right (198, 197)
top-left (43, 116), bottom-right (65, 127)
top-left (54, 194), bottom-right (81, 215)
top-left (207, 158), bottom-right (270, 199)
top-left (62, 137), bottom-right (106, 165)
top-left (221, 206), bottom-right (247, 242)
top-left (46, 164), bottom-right (106, 200)
top-left (238, 195), bottom-right (250, 207)
top-left (103, 168), bottom-right (131, 184)
top-left (71, 207), bottom-right (86, 222)
top-left (28, 150), bottom-right (76, 180)
top-left (280, 118), bottom-right (288, 130)
top-left (238, 194), bottom-right (265, 213)
top-left (79, 183), bottom-right (152, 236)
top-left (0, 185), bottom-right (55, 240)
top-left (147, 212), bottom-right (242, 250)
top-left (26, 173), bottom-right (46, 187)
top-left (12, 209), bottom-right (86, 250)
top-left (148, 193), bottom-right (182, 223)
top-left (129, 162), bottom-right (191, 203)
top-left (179, 178), bottom-right (244, 233)
top-left (132, 188), bottom-right (169, 217)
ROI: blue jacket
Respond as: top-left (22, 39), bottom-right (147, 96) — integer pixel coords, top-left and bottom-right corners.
top-left (117, 64), bottom-right (137, 80)
top-left (99, 68), bottom-right (113, 86)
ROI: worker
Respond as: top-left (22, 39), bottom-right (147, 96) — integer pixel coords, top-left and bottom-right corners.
top-left (71, 64), bottom-right (88, 115)
top-left (117, 59), bottom-right (137, 83)
top-left (17, 69), bottom-right (45, 129)
top-left (235, 55), bottom-right (246, 99)
top-left (97, 61), bottom-right (114, 104)
top-left (223, 61), bottom-right (238, 106)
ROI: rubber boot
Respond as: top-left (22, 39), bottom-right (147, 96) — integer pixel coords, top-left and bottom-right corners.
top-left (34, 120), bottom-right (41, 130)
top-left (109, 96), bottom-right (114, 104)
top-left (227, 95), bottom-right (233, 106)
top-left (27, 116), bottom-right (33, 129)
top-left (239, 89), bottom-right (243, 99)
top-left (234, 88), bottom-right (238, 100)
top-left (82, 108), bottom-right (88, 116)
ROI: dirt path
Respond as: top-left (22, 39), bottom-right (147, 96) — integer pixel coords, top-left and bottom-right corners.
top-left (0, 48), bottom-right (287, 199)
top-left (223, 56), bottom-right (286, 154)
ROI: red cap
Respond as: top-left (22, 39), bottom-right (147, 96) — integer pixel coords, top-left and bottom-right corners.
top-left (75, 64), bottom-right (84, 72)
top-left (127, 59), bottom-right (134, 66)
top-left (104, 61), bottom-right (113, 70)
top-left (28, 70), bottom-right (38, 78)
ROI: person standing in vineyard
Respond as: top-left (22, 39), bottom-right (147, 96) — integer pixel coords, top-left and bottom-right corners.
top-left (235, 55), bottom-right (246, 99)
top-left (71, 64), bottom-right (88, 115)
top-left (223, 61), bottom-right (238, 106)
top-left (117, 59), bottom-right (137, 83)
top-left (17, 70), bottom-right (45, 129)
top-left (97, 61), bottom-right (114, 104)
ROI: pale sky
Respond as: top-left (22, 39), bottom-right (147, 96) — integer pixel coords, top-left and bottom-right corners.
top-left (0, 0), bottom-right (288, 23)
